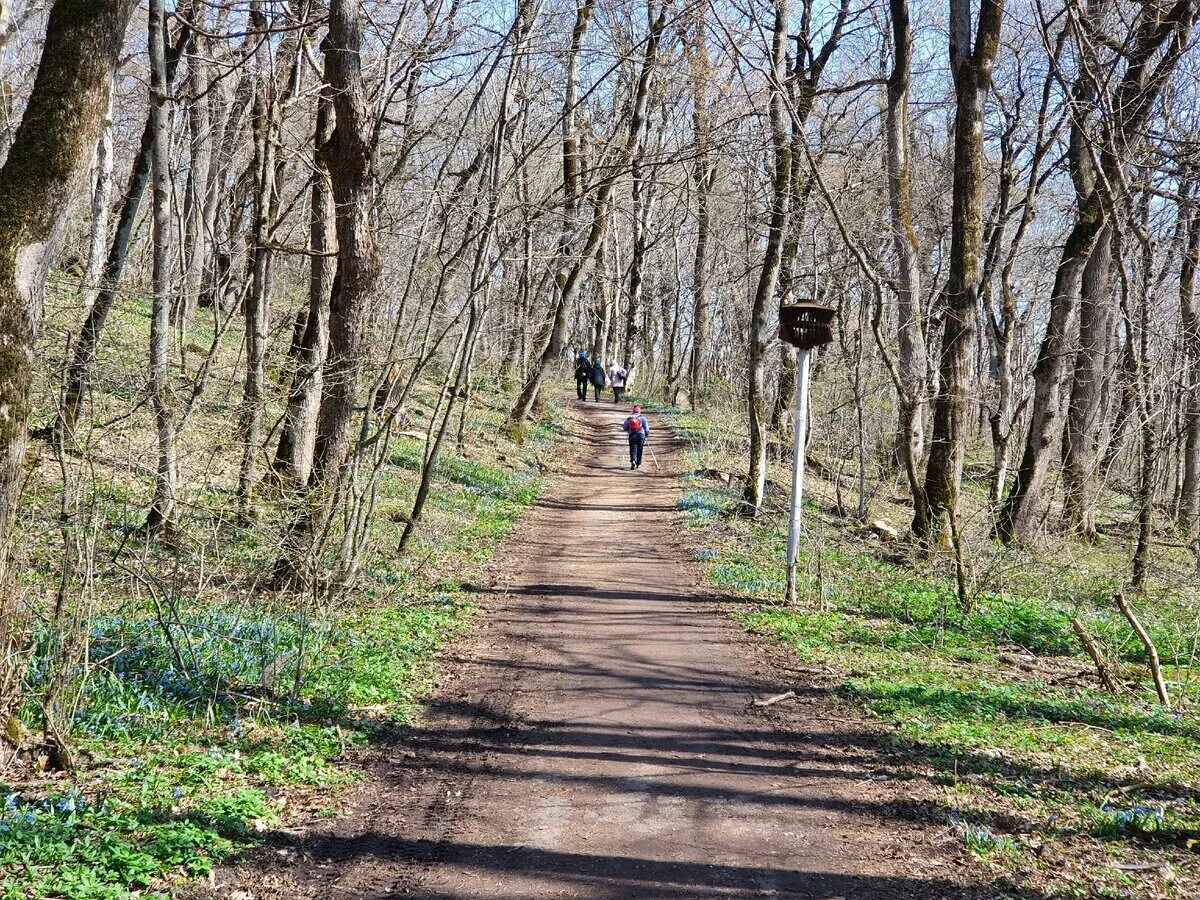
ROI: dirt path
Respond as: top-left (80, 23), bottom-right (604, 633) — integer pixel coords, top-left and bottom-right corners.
top-left (228, 398), bottom-right (1030, 899)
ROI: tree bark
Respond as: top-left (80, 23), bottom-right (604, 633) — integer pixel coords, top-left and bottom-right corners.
top-left (994, 206), bottom-right (1100, 543)
top-left (886, 0), bottom-right (927, 519)
top-left (770, 54), bottom-right (816, 435)
top-left (0, 0), bottom-right (134, 735)
top-left (309, 0), bottom-right (382, 485)
top-left (688, 0), bottom-right (713, 410)
top-left (622, 136), bottom-right (654, 384)
top-left (1062, 224), bottom-right (1113, 538)
top-left (178, 30), bottom-right (210, 331)
top-left (57, 13), bottom-right (192, 439)
top-left (275, 90), bottom-right (334, 484)
top-left (916, 0), bottom-right (1004, 543)
top-left (145, 0), bottom-right (178, 534)
top-left (742, 0), bottom-right (791, 511)
top-left (237, 3), bottom-right (277, 518)
top-left (84, 96), bottom-right (114, 287)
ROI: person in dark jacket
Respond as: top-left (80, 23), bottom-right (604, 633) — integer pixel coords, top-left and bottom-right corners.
top-left (574, 353), bottom-right (592, 401)
top-left (588, 356), bottom-right (606, 401)
top-left (622, 405), bottom-right (650, 469)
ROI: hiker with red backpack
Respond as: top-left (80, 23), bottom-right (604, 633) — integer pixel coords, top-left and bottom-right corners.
top-left (622, 406), bottom-right (650, 470)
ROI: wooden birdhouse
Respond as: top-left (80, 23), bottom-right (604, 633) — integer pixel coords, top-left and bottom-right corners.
top-left (778, 302), bottom-right (835, 350)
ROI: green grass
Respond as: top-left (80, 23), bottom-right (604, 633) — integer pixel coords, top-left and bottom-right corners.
top-left (4, 358), bottom-right (557, 898)
top-left (660, 409), bottom-right (1200, 898)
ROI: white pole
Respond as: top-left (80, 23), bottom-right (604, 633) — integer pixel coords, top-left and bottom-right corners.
top-left (785, 347), bottom-right (812, 604)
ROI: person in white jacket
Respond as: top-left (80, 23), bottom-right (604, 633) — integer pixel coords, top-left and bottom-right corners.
top-left (607, 361), bottom-right (627, 403)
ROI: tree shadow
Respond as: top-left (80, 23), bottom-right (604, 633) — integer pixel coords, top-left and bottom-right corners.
top-left (291, 835), bottom-right (1044, 898)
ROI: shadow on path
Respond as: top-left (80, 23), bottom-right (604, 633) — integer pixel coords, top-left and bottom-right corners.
top-left (314, 836), bottom-right (1039, 899)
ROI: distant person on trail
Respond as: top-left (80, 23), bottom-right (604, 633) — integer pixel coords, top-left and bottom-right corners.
top-left (588, 356), bottom-right (606, 401)
top-left (622, 405), bottom-right (650, 470)
top-left (574, 353), bottom-right (592, 401)
top-left (608, 361), bottom-right (627, 403)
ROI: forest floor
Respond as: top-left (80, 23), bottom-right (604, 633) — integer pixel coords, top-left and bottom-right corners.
top-left (212, 396), bottom-right (1026, 899)
top-left (1, 367), bottom-right (560, 899)
top-left (656, 398), bottom-right (1200, 899)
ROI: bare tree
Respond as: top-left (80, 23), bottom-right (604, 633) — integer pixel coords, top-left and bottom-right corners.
top-left (997, 0), bottom-right (1198, 543)
top-left (57, 11), bottom-right (193, 440)
top-left (309, 0), bottom-right (383, 484)
top-left (0, 0), bottom-right (134, 750)
top-left (688, 0), bottom-right (715, 409)
top-left (509, 0), bottom-right (669, 424)
top-left (885, 0), bottom-right (927, 523)
top-left (916, 0), bottom-right (1006, 543)
top-left (1180, 169), bottom-right (1200, 532)
top-left (145, 0), bottom-right (178, 534)
top-left (743, 0), bottom-right (847, 512)
top-left (274, 89), bottom-right (335, 484)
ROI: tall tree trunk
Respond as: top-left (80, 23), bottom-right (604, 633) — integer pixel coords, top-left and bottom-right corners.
top-left (886, 0), bottom-right (927, 519)
top-left (688, 0), bottom-right (712, 410)
top-left (275, 90), bottom-right (334, 483)
top-left (57, 14), bottom-right (192, 438)
top-left (982, 44), bottom-right (1061, 508)
top-left (1062, 224), bottom-right (1113, 538)
top-left (623, 145), bottom-right (651, 384)
top-left (178, 31), bottom-right (210, 331)
top-left (743, 0), bottom-right (847, 510)
top-left (1132, 196), bottom-right (1157, 589)
top-left (0, 0), bottom-right (134, 740)
top-left (986, 279), bottom-right (1019, 503)
top-left (1179, 180), bottom-right (1200, 533)
top-left (994, 205), bottom-right (1100, 543)
top-left (742, 0), bottom-right (791, 512)
top-left (770, 58), bottom-right (815, 435)
top-left (237, 5), bottom-right (277, 518)
top-left (916, 0), bottom-right (1005, 543)
top-left (997, 0), bottom-right (1197, 543)
top-left (309, 0), bottom-right (382, 484)
top-left (84, 96), bottom-right (114, 287)
top-left (145, 0), bottom-right (178, 534)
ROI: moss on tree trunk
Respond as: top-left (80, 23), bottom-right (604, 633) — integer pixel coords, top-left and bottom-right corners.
top-left (0, 0), bottom-right (135, 743)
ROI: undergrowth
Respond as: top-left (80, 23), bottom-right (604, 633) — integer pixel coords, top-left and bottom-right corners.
top-left (655, 402), bottom-right (1200, 900)
top-left (2, 348), bottom-right (559, 899)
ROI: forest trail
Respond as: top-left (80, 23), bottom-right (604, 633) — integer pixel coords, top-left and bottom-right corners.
top-left (229, 396), bottom-right (1024, 899)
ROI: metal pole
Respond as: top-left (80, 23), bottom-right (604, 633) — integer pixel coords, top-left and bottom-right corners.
top-left (785, 347), bottom-right (812, 605)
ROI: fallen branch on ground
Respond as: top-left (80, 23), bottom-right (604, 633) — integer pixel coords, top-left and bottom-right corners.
top-left (1070, 617), bottom-right (1120, 693)
top-left (751, 690), bottom-right (796, 707)
top-left (1114, 593), bottom-right (1170, 707)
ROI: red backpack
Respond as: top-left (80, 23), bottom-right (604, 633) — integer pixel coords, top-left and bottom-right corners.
top-left (626, 416), bottom-right (644, 434)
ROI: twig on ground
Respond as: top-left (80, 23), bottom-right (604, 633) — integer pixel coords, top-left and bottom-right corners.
top-left (1071, 617), bottom-right (1120, 692)
top-left (1114, 593), bottom-right (1171, 706)
top-left (751, 689), bottom-right (796, 707)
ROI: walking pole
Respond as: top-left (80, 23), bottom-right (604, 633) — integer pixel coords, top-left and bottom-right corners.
top-left (648, 442), bottom-right (660, 471)
top-left (778, 302), bottom-right (835, 605)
